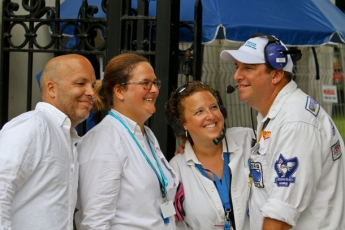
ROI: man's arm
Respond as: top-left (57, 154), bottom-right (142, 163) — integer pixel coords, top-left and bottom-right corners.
top-left (0, 117), bottom-right (42, 228)
top-left (262, 217), bottom-right (291, 230)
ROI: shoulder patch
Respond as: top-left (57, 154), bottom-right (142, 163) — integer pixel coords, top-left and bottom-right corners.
top-left (305, 96), bottom-right (320, 117)
top-left (274, 154), bottom-right (299, 187)
top-left (331, 140), bottom-right (342, 161)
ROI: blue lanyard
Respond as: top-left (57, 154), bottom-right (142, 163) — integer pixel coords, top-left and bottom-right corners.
top-left (196, 152), bottom-right (232, 229)
top-left (108, 111), bottom-right (168, 198)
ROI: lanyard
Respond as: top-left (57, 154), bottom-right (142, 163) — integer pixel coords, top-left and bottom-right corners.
top-left (108, 111), bottom-right (168, 198)
top-left (196, 152), bottom-right (232, 229)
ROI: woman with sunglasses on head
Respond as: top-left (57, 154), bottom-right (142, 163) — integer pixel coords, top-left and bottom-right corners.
top-left (166, 81), bottom-right (254, 230)
top-left (75, 53), bottom-right (179, 230)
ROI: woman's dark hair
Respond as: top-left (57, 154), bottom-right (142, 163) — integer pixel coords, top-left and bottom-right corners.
top-left (92, 53), bottom-right (149, 111)
top-left (165, 81), bottom-right (219, 141)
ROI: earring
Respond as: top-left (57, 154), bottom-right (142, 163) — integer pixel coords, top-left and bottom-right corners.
top-left (185, 130), bottom-right (188, 137)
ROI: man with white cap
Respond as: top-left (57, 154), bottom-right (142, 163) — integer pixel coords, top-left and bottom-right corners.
top-left (220, 34), bottom-right (345, 230)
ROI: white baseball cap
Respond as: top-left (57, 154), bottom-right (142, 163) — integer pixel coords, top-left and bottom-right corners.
top-left (220, 36), bottom-right (293, 73)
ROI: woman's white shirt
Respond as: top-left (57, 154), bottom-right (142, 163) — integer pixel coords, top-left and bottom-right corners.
top-left (75, 109), bottom-right (179, 230)
top-left (169, 127), bottom-right (254, 230)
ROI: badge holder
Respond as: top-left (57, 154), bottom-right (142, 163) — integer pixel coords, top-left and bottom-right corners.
top-left (160, 197), bottom-right (176, 224)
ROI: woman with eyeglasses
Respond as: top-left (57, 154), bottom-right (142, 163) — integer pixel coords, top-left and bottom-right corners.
top-left (75, 53), bottom-right (179, 229)
top-left (166, 81), bottom-right (254, 230)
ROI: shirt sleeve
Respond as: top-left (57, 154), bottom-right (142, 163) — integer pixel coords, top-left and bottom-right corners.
top-left (260, 121), bottom-right (323, 226)
top-left (0, 117), bottom-right (44, 229)
top-left (77, 129), bottom-right (126, 229)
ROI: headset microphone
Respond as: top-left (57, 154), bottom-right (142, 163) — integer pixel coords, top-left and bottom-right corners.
top-left (226, 85), bottom-right (238, 94)
top-left (213, 127), bottom-right (226, 145)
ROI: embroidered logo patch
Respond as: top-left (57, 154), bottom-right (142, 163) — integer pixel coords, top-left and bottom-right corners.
top-left (262, 131), bottom-right (271, 140)
top-left (305, 96), bottom-right (320, 117)
top-left (250, 161), bottom-right (264, 188)
top-left (274, 154), bottom-right (299, 187)
top-left (331, 140), bottom-right (342, 161)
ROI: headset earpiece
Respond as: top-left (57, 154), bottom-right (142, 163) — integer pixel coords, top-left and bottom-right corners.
top-left (165, 109), bottom-right (186, 136)
top-left (264, 35), bottom-right (288, 70)
top-left (249, 33), bottom-right (302, 70)
top-left (215, 90), bottom-right (227, 119)
top-left (165, 97), bottom-right (185, 136)
top-left (264, 39), bottom-right (288, 70)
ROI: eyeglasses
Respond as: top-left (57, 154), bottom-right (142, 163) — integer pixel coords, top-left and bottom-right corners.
top-left (121, 79), bottom-right (162, 90)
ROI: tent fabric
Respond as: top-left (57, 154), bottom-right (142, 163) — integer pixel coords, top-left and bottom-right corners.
top-left (59, 0), bottom-right (345, 45)
top-left (217, 0), bottom-right (345, 45)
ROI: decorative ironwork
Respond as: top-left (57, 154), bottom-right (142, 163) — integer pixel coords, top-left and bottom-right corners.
top-left (2, 0), bottom-right (107, 54)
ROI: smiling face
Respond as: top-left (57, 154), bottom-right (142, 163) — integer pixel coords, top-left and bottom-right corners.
top-left (48, 55), bottom-right (96, 127)
top-left (116, 61), bottom-right (159, 126)
top-left (182, 91), bottom-right (224, 145)
top-left (233, 61), bottom-right (275, 115)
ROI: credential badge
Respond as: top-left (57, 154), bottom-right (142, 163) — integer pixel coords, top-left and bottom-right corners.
top-left (250, 161), bottom-right (264, 188)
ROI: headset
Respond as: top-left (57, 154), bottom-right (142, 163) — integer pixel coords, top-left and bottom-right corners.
top-left (165, 81), bottom-right (227, 144)
top-left (250, 32), bottom-right (302, 70)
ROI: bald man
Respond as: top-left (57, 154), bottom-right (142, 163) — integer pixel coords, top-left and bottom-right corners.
top-left (0, 54), bottom-right (96, 230)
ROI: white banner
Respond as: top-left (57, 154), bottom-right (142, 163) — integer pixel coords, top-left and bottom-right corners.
top-left (322, 85), bottom-right (338, 103)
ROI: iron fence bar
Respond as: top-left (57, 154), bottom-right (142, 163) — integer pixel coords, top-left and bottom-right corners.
top-left (26, 0), bottom-right (35, 111)
top-left (2, 49), bottom-right (105, 54)
top-left (136, 0), bottom-right (148, 53)
top-left (0, 0), bottom-right (11, 129)
top-left (106, 0), bottom-right (122, 62)
top-left (2, 18), bottom-right (104, 22)
top-left (154, 0), bottom-right (180, 160)
top-left (122, 16), bottom-right (155, 20)
top-left (193, 0), bottom-right (202, 81)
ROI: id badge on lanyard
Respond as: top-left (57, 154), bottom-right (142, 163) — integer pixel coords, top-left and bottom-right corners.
top-left (109, 111), bottom-right (175, 223)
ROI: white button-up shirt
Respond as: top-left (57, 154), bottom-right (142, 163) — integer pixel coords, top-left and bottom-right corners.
top-left (0, 102), bottom-right (79, 230)
top-left (75, 109), bottom-right (179, 230)
top-left (249, 81), bottom-right (345, 229)
top-left (169, 127), bottom-right (254, 230)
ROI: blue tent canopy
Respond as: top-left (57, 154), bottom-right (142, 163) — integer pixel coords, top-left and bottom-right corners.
top-left (59, 0), bottom-right (345, 45)
top-left (213, 0), bottom-right (345, 45)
